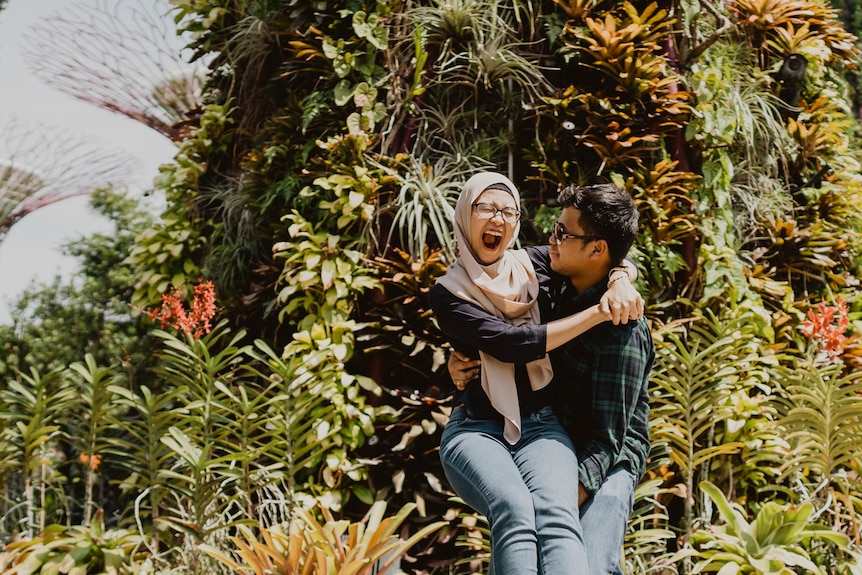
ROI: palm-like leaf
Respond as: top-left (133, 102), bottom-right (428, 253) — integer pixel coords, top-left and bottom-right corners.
top-left (66, 355), bottom-right (122, 524)
top-left (146, 322), bottom-right (262, 569)
top-left (135, 318), bottom-right (358, 562)
top-left (0, 368), bottom-right (74, 535)
top-left (774, 360), bottom-right (862, 480)
top-left (650, 310), bottom-right (771, 538)
top-left (624, 440), bottom-right (675, 569)
top-left (651, 312), bottom-right (753, 473)
top-left (105, 383), bottom-right (187, 551)
top-left (246, 339), bottom-right (341, 510)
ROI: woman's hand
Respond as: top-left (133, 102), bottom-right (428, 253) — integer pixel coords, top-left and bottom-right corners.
top-left (448, 349), bottom-right (481, 391)
top-left (600, 266), bottom-right (644, 325)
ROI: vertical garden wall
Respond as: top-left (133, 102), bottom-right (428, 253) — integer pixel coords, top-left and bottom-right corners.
top-left (2, 0), bottom-right (862, 573)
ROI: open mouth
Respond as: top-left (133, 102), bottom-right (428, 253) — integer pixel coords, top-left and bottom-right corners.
top-left (482, 230), bottom-right (503, 250)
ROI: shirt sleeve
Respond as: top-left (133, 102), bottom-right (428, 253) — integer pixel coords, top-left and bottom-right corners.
top-left (576, 320), bottom-right (654, 496)
top-left (429, 283), bottom-right (547, 364)
top-left (622, 378), bottom-right (652, 480)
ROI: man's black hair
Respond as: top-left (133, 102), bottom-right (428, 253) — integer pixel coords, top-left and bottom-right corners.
top-left (556, 183), bottom-right (638, 264)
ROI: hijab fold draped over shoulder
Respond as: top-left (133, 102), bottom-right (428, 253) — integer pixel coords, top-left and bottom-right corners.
top-left (436, 172), bottom-right (553, 445)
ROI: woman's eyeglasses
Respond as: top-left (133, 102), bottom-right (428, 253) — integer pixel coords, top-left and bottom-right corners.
top-left (472, 203), bottom-right (521, 224)
top-left (551, 222), bottom-right (603, 245)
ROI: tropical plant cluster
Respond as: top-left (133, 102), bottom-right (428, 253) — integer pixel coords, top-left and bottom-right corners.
top-left (3, 0), bottom-right (862, 573)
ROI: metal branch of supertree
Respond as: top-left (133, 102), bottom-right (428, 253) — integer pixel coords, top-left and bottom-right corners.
top-left (22, 0), bottom-right (206, 141)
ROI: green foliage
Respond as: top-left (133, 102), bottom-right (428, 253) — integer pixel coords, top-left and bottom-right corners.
top-left (147, 322), bottom-right (257, 565)
top-left (66, 356), bottom-right (120, 525)
top-left (128, 320), bottom-right (385, 564)
top-left (7, 0), bottom-right (862, 572)
top-left (0, 316), bottom-right (396, 569)
top-left (774, 359), bottom-right (862, 480)
top-left (650, 310), bottom-right (780, 539)
top-left (278, 319), bottom-right (382, 509)
top-left (619, 160), bottom-right (699, 302)
top-left (537, 1), bottom-right (692, 179)
top-left (104, 382), bottom-right (186, 554)
top-left (375, 155), bottom-right (473, 263)
top-left (0, 510), bottom-right (147, 575)
top-left (128, 103), bottom-right (233, 310)
top-left (623, 441), bottom-right (676, 572)
top-left (0, 368), bottom-right (73, 536)
top-left (0, 188), bottom-right (156, 376)
top-left (273, 213), bottom-right (380, 326)
top-left (672, 480), bottom-right (850, 574)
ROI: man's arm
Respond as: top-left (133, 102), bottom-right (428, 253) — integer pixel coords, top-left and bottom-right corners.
top-left (449, 349), bottom-right (481, 388)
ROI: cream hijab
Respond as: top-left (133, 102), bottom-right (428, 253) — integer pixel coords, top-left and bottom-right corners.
top-left (436, 172), bottom-right (554, 445)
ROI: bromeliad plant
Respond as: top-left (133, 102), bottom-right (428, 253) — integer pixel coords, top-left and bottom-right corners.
top-left (730, 0), bottom-right (858, 70)
top-left (538, 1), bottom-right (693, 177)
top-left (0, 509), bottom-right (147, 575)
top-left (672, 480), bottom-right (852, 574)
top-left (201, 500), bottom-right (446, 575)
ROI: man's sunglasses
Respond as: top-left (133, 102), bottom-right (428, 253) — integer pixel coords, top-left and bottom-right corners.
top-left (551, 222), bottom-right (604, 245)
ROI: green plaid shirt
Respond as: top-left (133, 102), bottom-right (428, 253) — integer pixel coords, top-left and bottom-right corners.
top-left (550, 279), bottom-right (654, 496)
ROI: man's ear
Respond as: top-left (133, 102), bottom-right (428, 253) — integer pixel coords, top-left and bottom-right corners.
top-left (590, 239), bottom-right (609, 259)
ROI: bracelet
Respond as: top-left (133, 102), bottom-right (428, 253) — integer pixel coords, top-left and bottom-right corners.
top-left (608, 265), bottom-right (630, 279)
top-left (607, 274), bottom-right (628, 289)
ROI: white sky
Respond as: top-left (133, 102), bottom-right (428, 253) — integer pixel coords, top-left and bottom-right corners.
top-left (0, 0), bottom-right (178, 322)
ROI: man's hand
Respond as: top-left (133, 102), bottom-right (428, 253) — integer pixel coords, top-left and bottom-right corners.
top-left (448, 349), bottom-right (481, 391)
top-left (578, 483), bottom-right (589, 506)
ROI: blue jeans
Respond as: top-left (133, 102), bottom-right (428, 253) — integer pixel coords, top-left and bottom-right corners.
top-left (579, 465), bottom-right (636, 575)
top-left (440, 406), bottom-right (588, 575)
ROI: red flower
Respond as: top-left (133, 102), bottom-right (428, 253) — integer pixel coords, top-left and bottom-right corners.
top-left (801, 298), bottom-right (849, 360)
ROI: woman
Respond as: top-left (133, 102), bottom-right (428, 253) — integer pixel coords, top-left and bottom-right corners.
top-left (429, 172), bottom-right (639, 575)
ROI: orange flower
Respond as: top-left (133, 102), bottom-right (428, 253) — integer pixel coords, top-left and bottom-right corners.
top-left (79, 453), bottom-right (102, 470)
top-left (146, 278), bottom-right (217, 339)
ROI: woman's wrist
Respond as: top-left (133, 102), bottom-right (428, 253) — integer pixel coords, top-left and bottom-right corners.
top-left (607, 266), bottom-right (630, 289)
top-left (593, 303), bottom-right (611, 324)
top-left (608, 265), bottom-right (631, 279)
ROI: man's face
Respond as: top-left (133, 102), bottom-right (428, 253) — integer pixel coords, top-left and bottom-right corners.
top-left (548, 207), bottom-right (600, 279)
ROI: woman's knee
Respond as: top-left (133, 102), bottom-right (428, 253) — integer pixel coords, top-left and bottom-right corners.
top-left (488, 486), bottom-right (535, 526)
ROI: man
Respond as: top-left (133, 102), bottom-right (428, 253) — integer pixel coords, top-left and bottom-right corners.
top-left (449, 183), bottom-right (654, 574)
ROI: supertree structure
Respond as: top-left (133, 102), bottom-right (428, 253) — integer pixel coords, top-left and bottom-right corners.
top-left (21, 0), bottom-right (205, 141)
top-left (0, 118), bottom-right (137, 239)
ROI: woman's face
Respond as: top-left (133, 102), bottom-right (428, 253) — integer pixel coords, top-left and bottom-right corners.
top-left (469, 188), bottom-right (518, 265)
